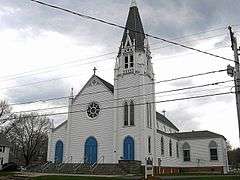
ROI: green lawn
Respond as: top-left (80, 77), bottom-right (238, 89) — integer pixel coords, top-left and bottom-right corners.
top-left (0, 171), bottom-right (15, 177)
top-left (32, 175), bottom-right (240, 180)
top-left (33, 176), bottom-right (129, 180)
top-left (158, 175), bottom-right (240, 180)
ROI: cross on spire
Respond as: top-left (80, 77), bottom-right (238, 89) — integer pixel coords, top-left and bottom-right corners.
top-left (93, 67), bottom-right (97, 75)
top-left (131, 0), bottom-right (137, 7)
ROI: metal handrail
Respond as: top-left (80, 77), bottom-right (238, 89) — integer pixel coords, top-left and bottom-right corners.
top-left (41, 161), bottom-right (52, 172)
top-left (91, 155), bottom-right (104, 173)
top-left (74, 156), bottom-right (85, 172)
top-left (58, 156), bottom-right (72, 171)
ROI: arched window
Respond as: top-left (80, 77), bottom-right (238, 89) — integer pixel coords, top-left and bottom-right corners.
top-left (123, 136), bottom-right (135, 160)
top-left (124, 102), bottom-right (128, 126)
top-left (169, 140), bottom-right (172, 157)
top-left (84, 137), bottom-right (98, 165)
top-left (161, 137), bottom-right (164, 155)
top-left (209, 141), bottom-right (218, 160)
top-left (55, 140), bottom-right (64, 163)
top-left (125, 56), bottom-right (129, 69)
top-left (148, 136), bottom-right (151, 154)
top-left (183, 142), bottom-right (190, 162)
top-left (176, 142), bottom-right (179, 158)
top-left (130, 100), bottom-right (134, 126)
top-left (146, 103), bottom-right (152, 128)
top-left (130, 55), bottom-right (134, 68)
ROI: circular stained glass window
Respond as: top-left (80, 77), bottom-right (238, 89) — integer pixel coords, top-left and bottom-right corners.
top-left (87, 102), bottom-right (100, 119)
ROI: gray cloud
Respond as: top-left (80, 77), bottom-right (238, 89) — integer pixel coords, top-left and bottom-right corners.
top-left (5, 76), bottom-right (70, 105)
top-left (166, 105), bottom-right (200, 131)
top-left (1, 0), bottom-right (240, 53)
top-left (170, 79), bottom-right (194, 87)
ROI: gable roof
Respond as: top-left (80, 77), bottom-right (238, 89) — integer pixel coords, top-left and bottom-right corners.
top-left (0, 133), bottom-right (11, 147)
top-left (171, 131), bottom-right (226, 140)
top-left (73, 75), bottom-right (114, 103)
top-left (53, 120), bottom-right (67, 132)
top-left (156, 112), bottom-right (179, 131)
top-left (119, 5), bottom-right (145, 55)
top-left (96, 75), bottom-right (114, 93)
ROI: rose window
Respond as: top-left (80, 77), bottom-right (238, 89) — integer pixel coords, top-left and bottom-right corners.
top-left (87, 102), bottom-right (100, 118)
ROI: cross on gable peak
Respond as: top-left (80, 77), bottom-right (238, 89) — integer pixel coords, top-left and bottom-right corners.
top-left (93, 67), bottom-right (97, 75)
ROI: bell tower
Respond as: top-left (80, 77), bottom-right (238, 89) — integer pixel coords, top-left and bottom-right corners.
top-left (113, 0), bottom-right (156, 165)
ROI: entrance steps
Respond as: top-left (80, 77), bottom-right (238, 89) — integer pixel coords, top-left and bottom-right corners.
top-left (27, 160), bottom-right (143, 176)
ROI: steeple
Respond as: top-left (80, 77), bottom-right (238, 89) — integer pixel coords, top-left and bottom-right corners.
top-left (130, 0), bottom-right (137, 7)
top-left (118, 0), bottom-right (145, 55)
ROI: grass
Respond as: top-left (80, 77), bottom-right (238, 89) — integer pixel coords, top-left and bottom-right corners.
top-left (0, 171), bottom-right (15, 177)
top-left (32, 175), bottom-right (240, 180)
top-left (173, 176), bottom-right (240, 180)
top-left (33, 176), bottom-right (129, 180)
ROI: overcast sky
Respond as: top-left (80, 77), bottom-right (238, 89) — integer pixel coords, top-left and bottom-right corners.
top-left (0, 0), bottom-right (240, 148)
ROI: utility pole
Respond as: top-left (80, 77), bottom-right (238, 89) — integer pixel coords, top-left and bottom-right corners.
top-left (228, 26), bottom-right (240, 143)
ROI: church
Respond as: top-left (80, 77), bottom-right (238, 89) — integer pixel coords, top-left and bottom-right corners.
top-left (47, 0), bottom-right (229, 175)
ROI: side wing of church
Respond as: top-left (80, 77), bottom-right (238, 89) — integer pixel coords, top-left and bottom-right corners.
top-left (47, 0), bottom-right (229, 175)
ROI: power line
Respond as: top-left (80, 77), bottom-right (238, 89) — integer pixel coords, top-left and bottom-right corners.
top-left (30, 0), bottom-right (235, 63)
top-left (0, 46), bottom-right (228, 90)
top-left (0, 34), bottom-right (229, 84)
top-left (154, 46), bottom-right (229, 62)
top-left (7, 69), bottom-right (227, 105)
top-left (2, 91), bottom-right (234, 121)
top-left (10, 80), bottom-right (233, 114)
top-left (0, 54), bottom-right (115, 82)
top-left (156, 85), bottom-right (234, 99)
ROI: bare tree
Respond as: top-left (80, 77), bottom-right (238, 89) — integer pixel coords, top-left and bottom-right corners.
top-left (6, 113), bottom-right (49, 166)
top-left (0, 100), bottom-right (12, 124)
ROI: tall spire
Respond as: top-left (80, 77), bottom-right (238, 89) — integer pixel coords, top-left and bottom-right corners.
top-left (130, 0), bottom-right (137, 7)
top-left (119, 0), bottom-right (145, 55)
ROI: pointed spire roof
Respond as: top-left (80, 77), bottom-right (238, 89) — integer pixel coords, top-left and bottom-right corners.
top-left (119, 1), bottom-right (145, 54)
top-left (131, 0), bottom-right (137, 7)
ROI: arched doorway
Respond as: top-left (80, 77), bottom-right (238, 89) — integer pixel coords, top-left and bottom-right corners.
top-left (54, 140), bottom-right (63, 163)
top-left (84, 137), bottom-right (98, 165)
top-left (123, 136), bottom-right (134, 160)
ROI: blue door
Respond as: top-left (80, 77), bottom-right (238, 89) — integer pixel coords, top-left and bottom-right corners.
top-left (55, 140), bottom-right (63, 163)
top-left (84, 137), bottom-right (97, 165)
top-left (123, 136), bottom-right (134, 160)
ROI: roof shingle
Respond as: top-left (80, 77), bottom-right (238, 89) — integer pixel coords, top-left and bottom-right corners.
top-left (171, 131), bottom-right (226, 140)
top-left (156, 112), bottom-right (179, 131)
top-left (119, 5), bottom-right (145, 55)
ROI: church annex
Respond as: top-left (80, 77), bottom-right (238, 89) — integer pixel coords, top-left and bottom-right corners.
top-left (47, 0), bottom-right (229, 175)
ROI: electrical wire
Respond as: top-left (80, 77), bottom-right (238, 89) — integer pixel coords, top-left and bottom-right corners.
top-left (30, 0), bottom-right (235, 63)
top-left (7, 69), bottom-right (228, 106)
top-left (2, 91), bottom-right (234, 121)
top-left (9, 80), bottom-right (234, 114)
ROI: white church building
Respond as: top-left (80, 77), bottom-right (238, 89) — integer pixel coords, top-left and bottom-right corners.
top-left (47, 0), bottom-right (229, 175)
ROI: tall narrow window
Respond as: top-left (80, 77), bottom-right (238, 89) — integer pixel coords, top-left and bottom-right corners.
top-left (146, 103), bottom-right (149, 127)
top-left (148, 136), bottom-right (151, 154)
top-left (176, 142), bottom-right (179, 158)
top-left (161, 137), bottom-right (164, 155)
top-left (183, 142), bottom-right (190, 162)
top-left (130, 55), bottom-right (134, 68)
top-left (209, 141), bottom-right (218, 161)
top-left (124, 102), bottom-right (128, 126)
top-left (130, 100), bottom-right (134, 126)
top-left (169, 140), bottom-right (172, 157)
top-left (146, 103), bottom-right (152, 128)
top-left (125, 56), bottom-right (128, 69)
top-left (149, 103), bottom-right (152, 128)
